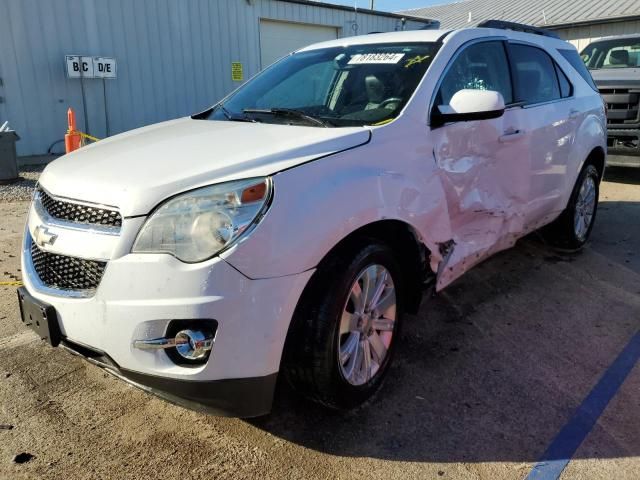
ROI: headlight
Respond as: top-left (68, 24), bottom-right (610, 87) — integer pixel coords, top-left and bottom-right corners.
top-left (132, 177), bottom-right (272, 262)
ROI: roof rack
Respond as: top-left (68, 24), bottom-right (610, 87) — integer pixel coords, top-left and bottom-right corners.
top-left (477, 20), bottom-right (560, 39)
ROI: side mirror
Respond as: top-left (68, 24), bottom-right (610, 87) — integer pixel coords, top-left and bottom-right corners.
top-left (431, 89), bottom-right (506, 128)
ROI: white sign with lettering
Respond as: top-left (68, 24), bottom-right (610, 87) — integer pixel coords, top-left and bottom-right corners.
top-left (348, 53), bottom-right (405, 65)
top-left (93, 57), bottom-right (117, 78)
top-left (65, 55), bottom-right (117, 79)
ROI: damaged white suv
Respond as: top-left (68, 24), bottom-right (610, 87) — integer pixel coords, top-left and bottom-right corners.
top-left (18, 22), bottom-right (606, 417)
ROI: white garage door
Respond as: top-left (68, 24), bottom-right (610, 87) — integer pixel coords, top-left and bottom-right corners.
top-left (260, 20), bottom-right (338, 69)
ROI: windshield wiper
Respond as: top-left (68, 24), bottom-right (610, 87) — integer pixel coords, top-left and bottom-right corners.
top-left (217, 104), bottom-right (257, 123)
top-left (243, 108), bottom-right (332, 127)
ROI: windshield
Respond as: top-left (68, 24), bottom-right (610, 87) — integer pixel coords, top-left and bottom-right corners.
top-left (207, 42), bottom-right (439, 127)
top-left (581, 38), bottom-right (640, 70)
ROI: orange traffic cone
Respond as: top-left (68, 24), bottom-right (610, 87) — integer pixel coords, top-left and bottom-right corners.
top-left (64, 108), bottom-right (81, 153)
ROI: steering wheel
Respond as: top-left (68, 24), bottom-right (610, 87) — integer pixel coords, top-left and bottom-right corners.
top-left (378, 97), bottom-right (403, 109)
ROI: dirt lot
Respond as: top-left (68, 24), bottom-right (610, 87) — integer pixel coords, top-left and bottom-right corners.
top-left (0, 168), bottom-right (638, 480)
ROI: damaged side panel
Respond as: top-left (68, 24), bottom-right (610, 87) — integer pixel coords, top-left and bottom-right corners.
top-left (219, 108), bottom-right (556, 298)
top-left (221, 117), bottom-right (534, 291)
top-left (431, 109), bottom-right (531, 290)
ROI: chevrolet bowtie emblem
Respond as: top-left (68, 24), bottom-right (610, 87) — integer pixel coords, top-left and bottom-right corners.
top-left (33, 225), bottom-right (58, 248)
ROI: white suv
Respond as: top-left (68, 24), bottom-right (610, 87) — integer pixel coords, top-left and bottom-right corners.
top-left (18, 22), bottom-right (606, 417)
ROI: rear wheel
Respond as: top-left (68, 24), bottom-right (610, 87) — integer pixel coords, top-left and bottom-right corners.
top-left (545, 163), bottom-right (599, 249)
top-left (282, 240), bottom-right (404, 410)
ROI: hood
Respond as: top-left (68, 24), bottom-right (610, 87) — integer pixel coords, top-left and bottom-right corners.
top-left (590, 68), bottom-right (640, 88)
top-left (39, 117), bottom-right (370, 216)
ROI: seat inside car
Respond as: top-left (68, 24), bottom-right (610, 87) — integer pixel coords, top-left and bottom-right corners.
top-left (365, 74), bottom-right (386, 110)
top-left (609, 49), bottom-right (629, 67)
top-left (364, 71), bottom-right (402, 111)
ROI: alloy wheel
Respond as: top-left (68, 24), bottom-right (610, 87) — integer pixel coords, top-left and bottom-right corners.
top-left (574, 175), bottom-right (597, 242)
top-left (338, 264), bottom-right (397, 386)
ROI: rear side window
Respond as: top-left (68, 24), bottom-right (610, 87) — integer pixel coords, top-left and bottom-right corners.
top-left (508, 44), bottom-right (560, 105)
top-left (555, 64), bottom-right (572, 98)
top-left (559, 48), bottom-right (599, 92)
top-left (437, 41), bottom-right (513, 105)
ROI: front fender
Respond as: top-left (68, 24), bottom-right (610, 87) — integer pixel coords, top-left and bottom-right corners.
top-left (220, 141), bottom-right (452, 279)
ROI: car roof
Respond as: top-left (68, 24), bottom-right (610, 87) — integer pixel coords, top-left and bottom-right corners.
top-left (297, 27), bottom-right (572, 53)
top-left (296, 29), bottom-right (452, 52)
top-left (585, 33), bottom-right (640, 43)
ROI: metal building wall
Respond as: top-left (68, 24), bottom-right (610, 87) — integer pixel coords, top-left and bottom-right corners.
top-left (0, 0), bottom-right (427, 156)
top-left (553, 20), bottom-right (640, 51)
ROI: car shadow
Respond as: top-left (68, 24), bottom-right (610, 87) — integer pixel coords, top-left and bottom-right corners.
top-left (248, 234), bottom-right (640, 463)
top-left (604, 166), bottom-right (640, 185)
top-left (591, 199), bottom-right (640, 274)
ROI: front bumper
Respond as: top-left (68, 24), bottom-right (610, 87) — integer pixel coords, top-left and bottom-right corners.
top-left (607, 154), bottom-right (640, 168)
top-left (607, 129), bottom-right (640, 167)
top-left (60, 335), bottom-right (278, 417)
top-left (18, 282), bottom-right (277, 417)
top-left (22, 250), bottom-right (313, 379)
top-left (21, 235), bottom-right (314, 415)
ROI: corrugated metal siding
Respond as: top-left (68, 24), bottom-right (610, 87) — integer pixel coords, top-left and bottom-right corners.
top-left (403, 0), bottom-right (640, 29)
top-left (0, 0), bottom-right (427, 156)
top-left (555, 20), bottom-right (640, 51)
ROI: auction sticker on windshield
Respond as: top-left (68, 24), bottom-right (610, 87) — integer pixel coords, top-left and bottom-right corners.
top-left (348, 53), bottom-right (405, 64)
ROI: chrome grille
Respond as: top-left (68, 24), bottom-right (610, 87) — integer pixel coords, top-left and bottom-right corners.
top-left (30, 241), bottom-right (106, 291)
top-left (37, 187), bottom-right (122, 228)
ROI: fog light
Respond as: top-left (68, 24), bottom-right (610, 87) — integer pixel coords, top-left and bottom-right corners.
top-left (175, 329), bottom-right (213, 360)
top-left (133, 320), bottom-right (217, 366)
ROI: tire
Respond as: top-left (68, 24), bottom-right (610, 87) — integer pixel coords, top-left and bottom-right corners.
top-left (545, 163), bottom-right (600, 250)
top-left (282, 239), bottom-right (405, 410)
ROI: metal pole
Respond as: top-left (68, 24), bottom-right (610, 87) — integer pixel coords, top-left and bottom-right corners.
top-left (79, 56), bottom-right (89, 134)
top-left (369, 0), bottom-right (374, 9)
top-left (102, 78), bottom-right (110, 137)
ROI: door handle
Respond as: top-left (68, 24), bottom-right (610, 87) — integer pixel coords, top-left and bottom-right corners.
top-left (569, 109), bottom-right (580, 119)
top-left (499, 129), bottom-right (525, 143)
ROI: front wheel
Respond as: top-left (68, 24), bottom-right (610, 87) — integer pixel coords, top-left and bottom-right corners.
top-left (282, 241), bottom-right (404, 410)
top-left (545, 163), bottom-right (600, 249)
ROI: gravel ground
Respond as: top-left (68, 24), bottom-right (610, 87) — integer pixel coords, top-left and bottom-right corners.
top-left (0, 166), bottom-right (44, 202)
